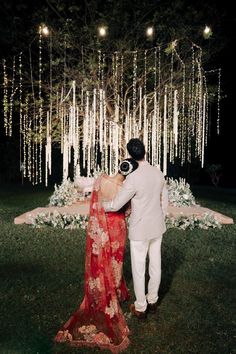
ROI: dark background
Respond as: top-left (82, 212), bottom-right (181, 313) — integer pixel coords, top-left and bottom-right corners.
top-left (206, 4), bottom-right (235, 187)
top-left (0, 0), bottom-right (235, 187)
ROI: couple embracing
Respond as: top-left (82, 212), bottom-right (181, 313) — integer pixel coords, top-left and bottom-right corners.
top-left (55, 138), bottom-right (168, 353)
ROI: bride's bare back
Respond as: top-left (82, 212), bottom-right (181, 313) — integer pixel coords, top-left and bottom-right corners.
top-left (100, 174), bottom-right (123, 201)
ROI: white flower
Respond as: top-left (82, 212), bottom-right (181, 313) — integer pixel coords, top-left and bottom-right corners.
top-left (167, 178), bottom-right (196, 207)
top-left (31, 212), bottom-right (88, 230)
top-left (49, 178), bottom-right (77, 206)
top-left (166, 212), bottom-right (222, 230)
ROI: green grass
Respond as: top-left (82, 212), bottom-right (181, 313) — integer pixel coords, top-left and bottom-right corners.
top-left (0, 184), bottom-right (235, 354)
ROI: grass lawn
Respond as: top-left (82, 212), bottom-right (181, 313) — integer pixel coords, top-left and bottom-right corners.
top-left (0, 184), bottom-right (235, 354)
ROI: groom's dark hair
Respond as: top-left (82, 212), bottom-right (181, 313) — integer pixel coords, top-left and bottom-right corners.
top-left (127, 138), bottom-right (145, 161)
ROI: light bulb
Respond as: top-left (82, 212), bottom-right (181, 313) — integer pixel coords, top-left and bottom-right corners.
top-left (98, 26), bottom-right (107, 37)
top-left (146, 26), bottom-right (154, 37)
top-left (203, 25), bottom-right (212, 39)
top-left (40, 25), bottom-right (49, 36)
top-left (204, 26), bottom-right (210, 34)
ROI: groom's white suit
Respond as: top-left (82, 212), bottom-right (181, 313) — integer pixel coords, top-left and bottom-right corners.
top-left (103, 160), bottom-right (168, 312)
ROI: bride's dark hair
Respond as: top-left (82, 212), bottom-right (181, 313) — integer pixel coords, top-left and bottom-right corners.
top-left (118, 158), bottom-right (139, 176)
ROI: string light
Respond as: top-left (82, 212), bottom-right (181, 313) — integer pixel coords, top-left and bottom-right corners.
top-left (98, 50), bottom-right (101, 85)
top-left (133, 51), bottom-right (137, 130)
top-left (9, 57), bottom-right (16, 137)
top-left (101, 53), bottom-right (105, 89)
top-left (2, 59), bottom-right (9, 135)
top-left (2, 43), bottom-right (219, 183)
top-left (217, 68), bottom-right (221, 135)
top-left (22, 101), bottom-right (26, 178)
top-left (19, 53), bottom-right (23, 173)
top-left (163, 86), bottom-right (168, 176)
top-left (38, 27), bottom-right (43, 183)
top-left (27, 96), bottom-right (32, 182)
top-left (173, 90), bottom-right (179, 150)
top-left (120, 54), bottom-right (124, 121)
top-left (201, 93), bottom-right (206, 167)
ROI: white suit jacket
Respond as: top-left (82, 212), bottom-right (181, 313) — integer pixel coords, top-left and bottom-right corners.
top-left (103, 161), bottom-right (168, 241)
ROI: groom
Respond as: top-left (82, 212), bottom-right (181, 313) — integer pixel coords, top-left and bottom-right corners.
top-left (103, 138), bottom-right (168, 319)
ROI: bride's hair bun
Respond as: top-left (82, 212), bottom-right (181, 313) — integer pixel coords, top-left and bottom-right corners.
top-left (118, 158), bottom-right (138, 176)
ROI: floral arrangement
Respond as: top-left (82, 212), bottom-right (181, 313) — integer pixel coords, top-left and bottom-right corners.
top-left (165, 212), bottom-right (222, 230)
top-left (31, 211), bottom-right (221, 231)
top-left (31, 211), bottom-right (88, 229)
top-left (49, 179), bottom-right (77, 206)
top-left (167, 178), bottom-right (196, 207)
top-left (36, 176), bottom-right (222, 231)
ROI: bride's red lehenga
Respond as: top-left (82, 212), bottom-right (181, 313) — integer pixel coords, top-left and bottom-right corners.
top-left (55, 177), bottom-right (130, 353)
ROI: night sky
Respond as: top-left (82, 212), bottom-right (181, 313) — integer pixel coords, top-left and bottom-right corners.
top-left (206, 1), bottom-right (236, 187)
top-left (0, 0), bottom-right (235, 187)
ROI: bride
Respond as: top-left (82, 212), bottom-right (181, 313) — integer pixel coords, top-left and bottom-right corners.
top-left (55, 158), bottom-right (138, 353)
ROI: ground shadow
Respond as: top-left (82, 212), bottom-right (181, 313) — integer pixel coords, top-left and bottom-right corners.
top-left (156, 236), bottom-right (184, 305)
top-left (122, 234), bottom-right (185, 306)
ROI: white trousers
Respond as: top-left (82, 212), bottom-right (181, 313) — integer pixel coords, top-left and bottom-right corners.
top-left (130, 236), bottom-right (162, 312)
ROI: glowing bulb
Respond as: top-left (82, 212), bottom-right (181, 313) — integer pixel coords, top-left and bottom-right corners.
top-left (146, 26), bottom-right (154, 37)
top-left (98, 26), bottom-right (107, 37)
top-left (203, 25), bottom-right (212, 39)
top-left (40, 25), bottom-right (49, 36)
top-left (204, 26), bottom-right (211, 34)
